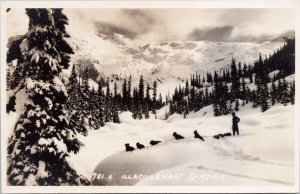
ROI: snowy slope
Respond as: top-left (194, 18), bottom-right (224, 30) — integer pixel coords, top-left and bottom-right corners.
top-left (69, 104), bottom-right (295, 186)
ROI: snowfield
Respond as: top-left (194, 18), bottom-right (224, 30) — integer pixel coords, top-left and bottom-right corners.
top-left (69, 103), bottom-right (295, 186)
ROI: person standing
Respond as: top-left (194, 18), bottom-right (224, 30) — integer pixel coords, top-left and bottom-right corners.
top-left (232, 112), bottom-right (240, 136)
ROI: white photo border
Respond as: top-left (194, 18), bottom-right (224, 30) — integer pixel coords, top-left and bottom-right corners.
top-left (1, 0), bottom-right (299, 193)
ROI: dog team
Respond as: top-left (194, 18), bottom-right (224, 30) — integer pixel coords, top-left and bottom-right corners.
top-left (125, 130), bottom-right (207, 152)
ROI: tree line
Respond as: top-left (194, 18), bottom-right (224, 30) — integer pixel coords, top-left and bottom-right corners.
top-left (168, 39), bottom-right (295, 117)
top-left (66, 65), bottom-right (165, 135)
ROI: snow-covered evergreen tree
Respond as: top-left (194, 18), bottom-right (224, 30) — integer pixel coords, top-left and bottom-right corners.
top-left (278, 78), bottom-right (289, 106)
top-left (7, 9), bottom-right (90, 185)
top-left (96, 80), bottom-right (105, 127)
top-left (138, 75), bottom-right (144, 101)
top-left (270, 79), bottom-right (277, 105)
top-left (122, 78), bottom-right (128, 111)
top-left (6, 62), bottom-right (15, 90)
top-left (257, 82), bottom-right (269, 112)
top-left (67, 64), bottom-right (89, 135)
top-left (152, 80), bottom-right (158, 114)
top-left (230, 58), bottom-right (240, 101)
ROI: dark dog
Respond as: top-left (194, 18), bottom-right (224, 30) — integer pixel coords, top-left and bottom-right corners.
top-left (218, 133), bottom-right (225, 138)
top-left (213, 134), bottom-right (220, 139)
top-left (150, 140), bottom-right (162, 146)
top-left (125, 143), bottom-right (135, 152)
top-left (136, 142), bottom-right (145, 149)
top-left (223, 132), bottom-right (232, 137)
top-left (194, 130), bottom-right (204, 141)
top-left (173, 132), bottom-right (184, 140)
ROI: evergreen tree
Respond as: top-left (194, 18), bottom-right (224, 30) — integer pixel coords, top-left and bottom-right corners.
top-left (66, 64), bottom-right (89, 135)
top-left (6, 95), bottom-right (16, 113)
top-left (105, 80), bottom-right (112, 122)
top-left (96, 80), bottom-right (105, 127)
top-left (112, 105), bottom-right (120, 123)
top-left (238, 62), bottom-right (242, 78)
top-left (213, 81), bottom-right (230, 116)
top-left (159, 93), bottom-right (163, 107)
top-left (242, 63), bottom-right (248, 78)
top-left (145, 83), bottom-right (151, 118)
top-left (152, 80), bottom-right (158, 114)
top-left (6, 62), bottom-right (15, 90)
top-left (114, 82), bottom-right (118, 98)
top-left (213, 103), bottom-right (220, 116)
top-left (249, 73), bottom-right (253, 83)
top-left (138, 75), bottom-right (144, 101)
top-left (241, 76), bottom-right (247, 101)
top-left (279, 78), bottom-right (289, 106)
top-left (132, 87), bottom-right (138, 119)
top-left (137, 105), bottom-right (143, 120)
top-left (7, 9), bottom-right (89, 185)
top-left (213, 71), bottom-right (219, 83)
top-left (68, 65), bottom-right (78, 93)
top-left (290, 80), bottom-right (295, 105)
top-left (153, 80), bottom-right (157, 102)
top-left (230, 58), bottom-right (240, 101)
top-left (128, 75), bottom-right (132, 97)
top-left (270, 79), bottom-right (277, 105)
top-left (257, 82), bottom-right (269, 112)
top-left (82, 68), bottom-right (90, 98)
top-left (234, 99), bottom-right (239, 111)
top-left (122, 79), bottom-right (127, 111)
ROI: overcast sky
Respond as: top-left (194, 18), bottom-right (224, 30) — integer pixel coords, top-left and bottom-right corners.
top-left (7, 8), bottom-right (295, 43)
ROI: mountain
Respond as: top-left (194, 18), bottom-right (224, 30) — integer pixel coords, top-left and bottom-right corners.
top-left (66, 25), bottom-right (284, 97)
top-left (271, 30), bottom-right (295, 42)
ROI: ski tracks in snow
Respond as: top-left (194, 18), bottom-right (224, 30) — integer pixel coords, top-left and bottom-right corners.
top-left (198, 135), bottom-right (295, 185)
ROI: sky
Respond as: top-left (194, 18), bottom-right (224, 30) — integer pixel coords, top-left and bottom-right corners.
top-left (7, 8), bottom-right (295, 44)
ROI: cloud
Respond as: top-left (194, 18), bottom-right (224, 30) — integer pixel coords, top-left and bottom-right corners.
top-left (186, 26), bottom-right (281, 42)
top-left (187, 26), bottom-right (234, 42)
top-left (7, 8), bottom-right (295, 44)
top-left (122, 9), bottom-right (155, 28)
top-left (95, 22), bottom-right (137, 38)
top-left (91, 9), bottom-right (158, 40)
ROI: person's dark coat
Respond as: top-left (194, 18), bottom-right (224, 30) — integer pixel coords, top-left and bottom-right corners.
top-left (232, 113), bottom-right (240, 136)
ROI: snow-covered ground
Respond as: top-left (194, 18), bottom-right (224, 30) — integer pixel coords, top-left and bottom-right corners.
top-left (69, 103), bottom-right (295, 186)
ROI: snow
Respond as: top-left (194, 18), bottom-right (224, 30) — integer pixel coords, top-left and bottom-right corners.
top-left (69, 103), bottom-right (295, 186)
top-left (6, 88), bottom-right (28, 141)
top-left (268, 70), bottom-right (280, 78)
top-left (88, 78), bottom-right (98, 91)
top-left (25, 174), bottom-right (35, 186)
top-left (52, 137), bottom-right (68, 153)
top-left (38, 138), bottom-right (50, 146)
top-left (37, 161), bottom-right (48, 179)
